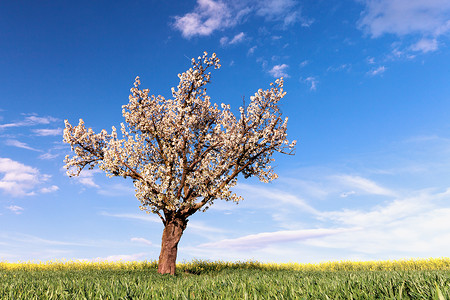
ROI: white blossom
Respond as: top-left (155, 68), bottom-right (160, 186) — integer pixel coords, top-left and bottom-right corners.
top-left (63, 52), bottom-right (295, 223)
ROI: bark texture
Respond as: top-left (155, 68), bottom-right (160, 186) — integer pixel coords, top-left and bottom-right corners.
top-left (157, 217), bottom-right (187, 275)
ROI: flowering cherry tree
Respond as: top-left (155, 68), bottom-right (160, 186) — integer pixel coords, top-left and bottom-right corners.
top-left (63, 52), bottom-right (296, 275)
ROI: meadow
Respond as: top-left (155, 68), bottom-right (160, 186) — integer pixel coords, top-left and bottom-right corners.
top-left (1, 258), bottom-right (450, 299)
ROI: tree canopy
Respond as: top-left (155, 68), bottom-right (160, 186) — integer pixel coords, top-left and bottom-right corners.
top-left (63, 52), bottom-right (296, 274)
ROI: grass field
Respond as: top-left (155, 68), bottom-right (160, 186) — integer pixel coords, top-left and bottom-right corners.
top-left (1, 258), bottom-right (449, 299)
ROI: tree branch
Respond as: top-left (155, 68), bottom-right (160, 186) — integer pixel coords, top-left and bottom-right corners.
top-left (155, 210), bottom-right (166, 224)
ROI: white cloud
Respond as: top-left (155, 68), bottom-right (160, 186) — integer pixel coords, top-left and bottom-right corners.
top-left (75, 169), bottom-right (101, 188)
top-left (200, 228), bottom-right (358, 250)
top-left (5, 139), bottom-right (40, 151)
top-left (268, 64), bottom-right (289, 78)
top-left (33, 128), bottom-right (62, 136)
top-left (368, 66), bottom-right (386, 76)
top-left (358, 0), bottom-right (450, 51)
top-left (131, 237), bottom-right (153, 246)
top-left (173, 0), bottom-right (237, 38)
top-left (311, 188), bottom-right (450, 258)
top-left (360, 0), bottom-right (450, 37)
top-left (78, 177), bottom-right (98, 188)
top-left (411, 38), bottom-right (438, 53)
top-left (196, 136), bottom-right (450, 262)
top-left (229, 175), bottom-right (450, 260)
top-left (6, 205), bottom-right (24, 214)
top-left (173, 0), bottom-right (309, 38)
top-left (0, 157), bottom-right (46, 197)
top-left (40, 185), bottom-right (59, 194)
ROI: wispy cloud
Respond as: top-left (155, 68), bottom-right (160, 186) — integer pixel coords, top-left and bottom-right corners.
top-left (200, 228), bottom-right (358, 250)
top-left (247, 45), bottom-right (257, 55)
top-left (332, 175), bottom-right (397, 197)
top-left (6, 205), bottom-right (24, 214)
top-left (39, 152), bottom-right (59, 160)
top-left (219, 37), bottom-right (228, 45)
top-left (100, 211), bottom-right (224, 237)
top-left (130, 237), bottom-right (153, 246)
top-left (236, 183), bottom-right (320, 215)
top-left (220, 32), bottom-right (246, 46)
top-left (241, 135), bottom-right (450, 259)
top-left (340, 191), bottom-right (356, 198)
top-left (229, 32), bottom-right (245, 44)
top-left (403, 134), bottom-right (449, 144)
top-left (100, 212), bottom-right (161, 223)
top-left (368, 66), bottom-right (386, 76)
top-left (97, 183), bottom-right (135, 197)
top-left (327, 64), bottom-right (351, 72)
top-left (312, 188), bottom-right (450, 258)
top-left (225, 164), bottom-right (450, 259)
top-left (188, 220), bottom-right (228, 233)
top-left (410, 38), bottom-right (438, 53)
top-left (304, 76), bottom-right (318, 90)
top-left (0, 115), bottom-right (58, 130)
top-left (2, 232), bottom-right (88, 246)
top-left (321, 191), bottom-right (435, 227)
top-left (5, 139), bottom-right (40, 151)
top-left (40, 185), bottom-right (59, 194)
top-left (256, 0), bottom-right (311, 28)
top-left (268, 64), bottom-right (289, 78)
top-left (33, 128), bottom-right (62, 136)
top-left (299, 60), bottom-right (309, 68)
top-left (256, 0), bottom-right (295, 19)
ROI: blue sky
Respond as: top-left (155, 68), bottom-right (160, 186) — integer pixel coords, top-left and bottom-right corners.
top-left (1, 0), bottom-right (450, 263)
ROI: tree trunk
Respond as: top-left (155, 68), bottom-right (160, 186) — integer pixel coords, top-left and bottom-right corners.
top-left (157, 217), bottom-right (187, 275)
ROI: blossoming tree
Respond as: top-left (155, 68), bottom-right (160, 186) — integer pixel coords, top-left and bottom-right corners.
top-left (63, 52), bottom-right (296, 274)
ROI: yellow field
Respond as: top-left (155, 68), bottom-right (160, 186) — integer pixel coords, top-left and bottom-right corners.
top-left (1, 257), bottom-right (449, 272)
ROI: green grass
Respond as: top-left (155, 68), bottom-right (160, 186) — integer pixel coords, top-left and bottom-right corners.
top-left (1, 261), bottom-right (450, 299)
